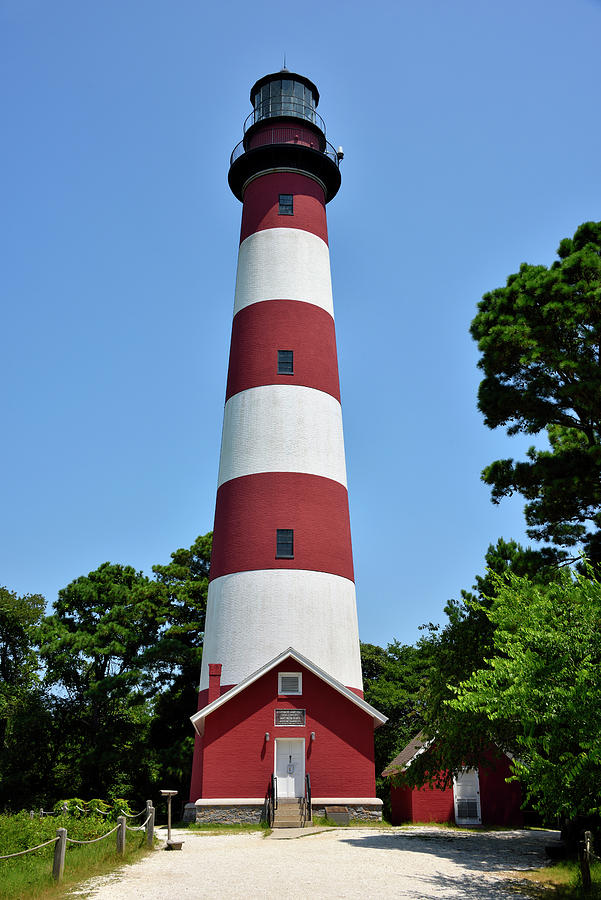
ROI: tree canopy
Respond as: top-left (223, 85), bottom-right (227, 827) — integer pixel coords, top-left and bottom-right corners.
top-left (471, 221), bottom-right (601, 562)
top-left (0, 588), bottom-right (52, 809)
top-left (402, 539), bottom-right (560, 789)
top-left (361, 640), bottom-right (432, 808)
top-left (0, 587), bottom-right (44, 729)
top-left (451, 567), bottom-right (601, 822)
top-left (0, 533), bottom-right (211, 811)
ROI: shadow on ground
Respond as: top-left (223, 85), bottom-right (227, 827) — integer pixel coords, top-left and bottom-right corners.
top-left (340, 829), bottom-right (555, 865)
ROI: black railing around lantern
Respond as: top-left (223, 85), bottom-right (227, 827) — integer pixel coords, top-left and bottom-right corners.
top-left (245, 99), bottom-right (326, 134)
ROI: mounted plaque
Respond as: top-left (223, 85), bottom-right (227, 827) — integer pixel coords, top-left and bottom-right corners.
top-left (274, 709), bottom-right (306, 726)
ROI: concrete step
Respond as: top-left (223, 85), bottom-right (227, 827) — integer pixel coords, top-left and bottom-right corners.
top-left (273, 813), bottom-right (304, 827)
top-left (273, 798), bottom-right (305, 828)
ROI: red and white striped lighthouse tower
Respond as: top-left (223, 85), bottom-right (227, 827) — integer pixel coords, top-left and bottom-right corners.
top-left (186, 70), bottom-right (386, 825)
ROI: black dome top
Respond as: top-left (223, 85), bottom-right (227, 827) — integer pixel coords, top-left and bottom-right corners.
top-left (249, 70), bottom-right (319, 107)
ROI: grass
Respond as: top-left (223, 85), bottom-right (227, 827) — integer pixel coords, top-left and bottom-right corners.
top-left (511, 861), bottom-right (601, 898)
top-left (183, 821), bottom-right (271, 835)
top-left (310, 815), bottom-right (392, 828)
top-left (397, 820), bottom-right (517, 833)
top-left (0, 828), bottom-right (150, 900)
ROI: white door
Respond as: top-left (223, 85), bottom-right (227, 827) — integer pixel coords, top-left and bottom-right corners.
top-left (275, 739), bottom-right (304, 798)
top-left (453, 768), bottom-right (482, 825)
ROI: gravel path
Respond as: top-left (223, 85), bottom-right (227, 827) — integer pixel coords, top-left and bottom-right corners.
top-left (71, 825), bottom-right (557, 899)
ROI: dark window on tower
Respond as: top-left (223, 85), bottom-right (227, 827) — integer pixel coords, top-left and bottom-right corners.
top-left (279, 194), bottom-right (293, 215)
top-left (276, 529), bottom-right (294, 558)
top-left (277, 350), bottom-right (294, 374)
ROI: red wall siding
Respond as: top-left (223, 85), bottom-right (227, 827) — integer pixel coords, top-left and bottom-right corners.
top-left (194, 661), bottom-right (375, 799)
top-left (411, 783), bottom-right (455, 823)
top-left (189, 682), bottom-right (238, 801)
top-left (389, 782), bottom-right (454, 825)
top-left (210, 472), bottom-right (354, 582)
top-left (225, 300), bottom-right (340, 402)
top-left (479, 748), bottom-right (523, 827)
top-left (240, 172), bottom-right (327, 245)
top-left (390, 785), bottom-right (413, 824)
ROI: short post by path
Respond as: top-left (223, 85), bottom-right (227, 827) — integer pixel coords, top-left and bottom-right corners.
top-left (116, 816), bottom-right (126, 855)
top-left (53, 828), bottom-right (67, 882)
top-left (160, 789), bottom-right (183, 851)
top-left (146, 799), bottom-right (155, 848)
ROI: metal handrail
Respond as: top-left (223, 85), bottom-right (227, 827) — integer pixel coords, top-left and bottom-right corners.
top-left (244, 99), bottom-right (326, 135)
top-left (266, 773), bottom-right (278, 827)
top-left (305, 773), bottom-right (312, 824)
top-left (230, 135), bottom-right (340, 169)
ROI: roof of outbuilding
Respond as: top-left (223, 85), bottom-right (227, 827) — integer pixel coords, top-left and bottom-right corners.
top-left (382, 731), bottom-right (430, 777)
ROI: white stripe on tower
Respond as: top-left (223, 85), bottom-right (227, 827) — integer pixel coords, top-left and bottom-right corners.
top-left (200, 169), bottom-right (363, 693)
top-left (202, 571), bottom-right (362, 690)
top-left (218, 385), bottom-right (347, 488)
top-left (234, 228), bottom-right (334, 316)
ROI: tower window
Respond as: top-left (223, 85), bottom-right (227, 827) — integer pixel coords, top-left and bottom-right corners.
top-left (277, 350), bottom-right (294, 374)
top-left (279, 194), bottom-right (294, 215)
top-left (276, 529), bottom-right (294, 558)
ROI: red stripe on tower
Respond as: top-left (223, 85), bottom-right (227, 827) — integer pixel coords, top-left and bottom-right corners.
top-left (210, 472), bottom-right (354, 581)
top-left (225, 300), bottom-right (340, 401)
top-left (240, 172), bottom-right (329, 244)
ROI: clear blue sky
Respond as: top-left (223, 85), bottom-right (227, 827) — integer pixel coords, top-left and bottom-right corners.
top-left (2, 0), bottom-right (600, 648)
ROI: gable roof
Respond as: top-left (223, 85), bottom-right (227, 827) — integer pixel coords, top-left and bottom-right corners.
top-left (382, 731), bottom-right (430, 777)
top-left (191, 646), bottom-right (388, 735)
top-left (382, 731), bottom-right (516, 777)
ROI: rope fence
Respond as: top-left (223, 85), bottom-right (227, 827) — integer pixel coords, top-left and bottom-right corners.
top-left (75, 805), bottom-right (109, 816)
top-left (0, 801), bottom-right (156, 883)
top-left (119, 807), bottom-right (146, 819)
top-left (126, 813), bottom-right (153, 832)
top-left (33, 804), bottom-right (117, 818)
top-left (0, 836), bottom-right (60, 860)
top-left (65, 824), bottom-right (121, 844)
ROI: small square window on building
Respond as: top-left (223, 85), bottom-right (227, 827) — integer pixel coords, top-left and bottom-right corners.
top-left (276, 528), bottom-right (294, 558)
top-left (277, 349), bottom-right (294, 374)
top-left (279, 193), bottom-right (294, 215)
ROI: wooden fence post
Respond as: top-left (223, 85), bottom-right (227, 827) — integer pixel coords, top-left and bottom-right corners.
top-left (116, 816), bottom-right (126, 855)
top-left (579, 832), bottom-right (592, 893)
top-left (146, 804), bottom-right (155, 849)
top-left (53, 828), bottom-right (67, 882)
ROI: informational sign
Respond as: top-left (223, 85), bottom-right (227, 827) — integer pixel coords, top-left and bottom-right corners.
top-left (274, 709), bottom-right (306, 726)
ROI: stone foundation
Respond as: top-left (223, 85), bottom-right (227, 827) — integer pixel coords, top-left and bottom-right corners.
top-left (184, 800), bottom-right (266, 824)
top-left (312, 803), bottom-right (382, 822)
top-left (184, 797), bottom-right (383, 825)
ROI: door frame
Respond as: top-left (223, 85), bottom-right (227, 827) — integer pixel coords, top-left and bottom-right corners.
top-left (274, 738), bottom-right (305, 798)
top-left (453, 767), bottom-right (482, 825)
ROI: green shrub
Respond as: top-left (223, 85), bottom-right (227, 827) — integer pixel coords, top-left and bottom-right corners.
top-left (0, 811), bottom-right (149, 899)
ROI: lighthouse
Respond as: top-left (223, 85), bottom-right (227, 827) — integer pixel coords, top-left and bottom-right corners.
top-left (186, 70), bottom-right (386, 825)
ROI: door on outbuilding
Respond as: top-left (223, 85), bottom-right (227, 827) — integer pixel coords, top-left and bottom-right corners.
top-left (453, 768), bottom-right (481, 825)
